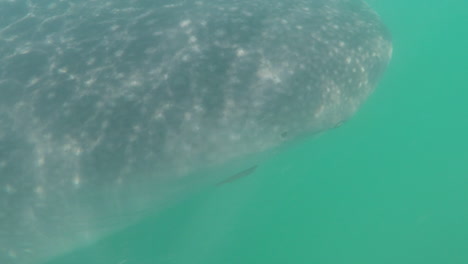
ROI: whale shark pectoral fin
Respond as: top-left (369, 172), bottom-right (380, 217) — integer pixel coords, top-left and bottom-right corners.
top-left (216, 165), bottom-right (258, 186)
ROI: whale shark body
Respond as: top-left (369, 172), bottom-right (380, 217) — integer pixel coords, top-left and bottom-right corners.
top-left (0, 0), bottom-right (391, 263)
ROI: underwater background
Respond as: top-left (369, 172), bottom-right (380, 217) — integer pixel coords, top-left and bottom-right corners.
top-left (45, 0), bottom-right (467, 263)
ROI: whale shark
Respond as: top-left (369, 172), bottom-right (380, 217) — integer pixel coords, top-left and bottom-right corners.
top-left (0, 0), bottom-right (392, 263)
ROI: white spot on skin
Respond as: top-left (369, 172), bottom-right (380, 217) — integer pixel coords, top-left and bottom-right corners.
top-left (153, 111), bottom-right (164, 120)
top-left (101, 120), bottom-right (109, 129)
top-left (184, 112), bottom-right (192, 121)
top-left (28, 77), bottom-right (40, 86)
top-left (193, 104), bottom-right (204, 112)
top-left (226, 99), bottom-right (235, 108)
top-left (180, 20), bottom-right (191, 27)
top-left (116, 177), bottom-right (123, 185)
top-left (191, 45), bottom-right (201, 52)
top-left (314, 104), bottom-right (325, 118)
top-left (73, 175), bottom-right (81, 186)
top-left (133, 125), bottom-right (141, 133)
top-left (345, 57), bottom-right (352, 64)
top-left (37, 157), bottom-right (45, 166)
top-left (129, 80), bottom-right (141, 87)
top-left (85, 78), bottom-right (96, 86)
top-left (236, 48), bottom-right (246, 57)
top-left (17, 45), bottom-right (32, 55)
top-left (257, 67), bottom-right (281, 84)
top-left (129, 135), bottom-right (138, 142)
top-left (229, 133), bottom-right (241, 141)
top-left (35, 186), bottom-right (44, 196)
top-left (115, 50), bottom-right (124, 57)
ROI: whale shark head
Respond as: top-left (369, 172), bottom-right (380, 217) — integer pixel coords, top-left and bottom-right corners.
top-left (0, 0), bottom-right (391, 263)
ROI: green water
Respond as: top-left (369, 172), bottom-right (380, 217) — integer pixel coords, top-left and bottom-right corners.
top-left (47, 0), bottom-right (467, 263)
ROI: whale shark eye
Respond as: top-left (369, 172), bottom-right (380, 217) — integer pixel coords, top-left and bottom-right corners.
top-left (334, 121), bottom-right (345, 129)
top-left (280, 131), bottom-right (289, 139)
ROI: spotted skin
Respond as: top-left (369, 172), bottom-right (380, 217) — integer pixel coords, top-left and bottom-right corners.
top-left (0, 0), bottom-right (391, 263)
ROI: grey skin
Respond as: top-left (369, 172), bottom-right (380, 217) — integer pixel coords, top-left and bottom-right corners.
top-left (0, 0), bottom-right (391, 263)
